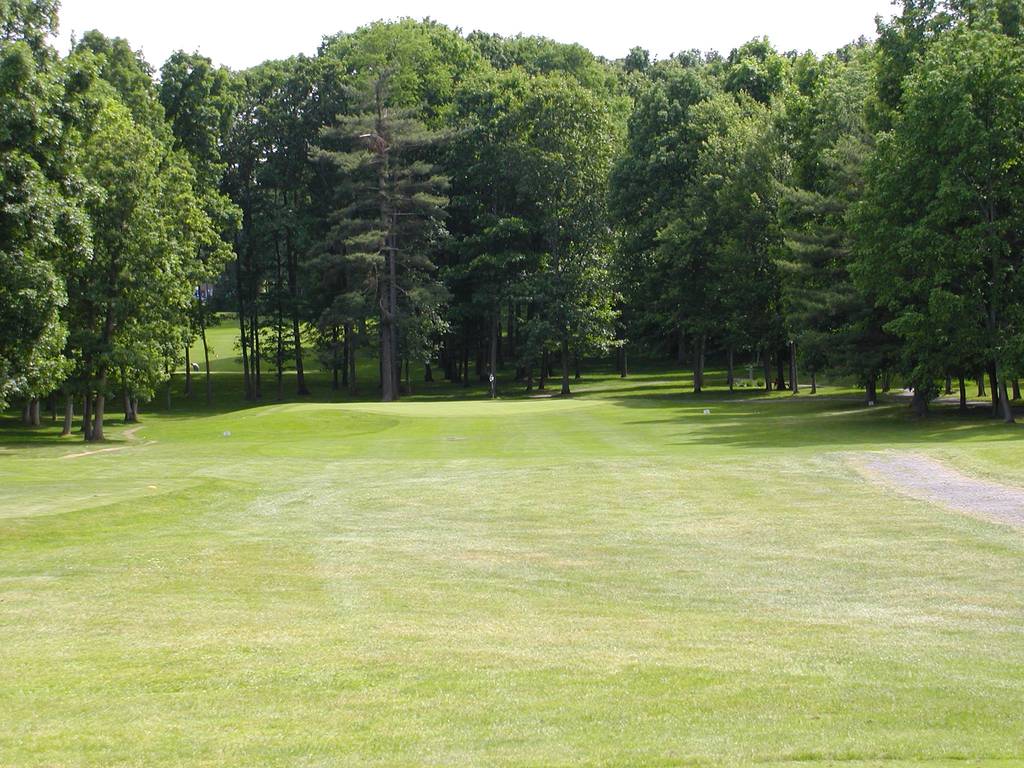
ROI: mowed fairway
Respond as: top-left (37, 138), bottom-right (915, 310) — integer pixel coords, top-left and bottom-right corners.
top-left (2, 359), bottom-right (1024, 765)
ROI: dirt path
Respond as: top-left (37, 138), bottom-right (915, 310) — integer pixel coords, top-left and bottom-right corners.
top-left (60, 425), bottom-right (148, 460)
top-left (121, 425), bottom-right (144, 441)
top-left (851, 451), bottom-right (1024, 528)
top-left (59, 445), bottom-right (130, 460)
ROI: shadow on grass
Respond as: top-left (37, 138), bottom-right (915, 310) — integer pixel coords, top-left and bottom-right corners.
top-left (0, 415), bottom-right (149, 452)
top-left (3, 361), bottom-right (1022, 452)
top-left (603, 387), bottom-right (1023, 450)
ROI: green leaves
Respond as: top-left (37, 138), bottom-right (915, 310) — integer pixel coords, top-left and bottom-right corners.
top-left (0, 32), bottom-right (78, 407)
top-left (853, 25), bottom-right (1024, 390)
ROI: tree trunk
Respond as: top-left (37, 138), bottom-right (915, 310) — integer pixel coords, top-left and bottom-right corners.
top-left (490, 312), bottom-right (499, 397)
top-left (789, 341), bottom-right (799, 394)
top-left (945, 374), bottom-right (953, 395)
top-left (694, 334), bottom-right (706, 393)
top-left (997, 373), bottom-right (1015, 424)
top-left (958, 374), bottom-right (967, 412)
top-left (348, 332), bottom-right (358, 395)
top-left (865, 375), bottom-right (878, 405)
top-left (987, 361), bottom-right (1000, 417)
top-left (442, 343), bottom-right (454, 382)
top-left (700, 337), bottom-right (706, 390)
top-left (977, 374), bottom-right (986, 398)
top-left (331, 325), bottom-right (339, 393)
top-left (292, 316), bottom-right (309, 394)
top-left (91, 372), bottom-right (106, 442)
top-left (617, 344), bottom-right (628, 379)
top-left (810, 371), bottom-right (817, 395)
top-left (539, 350), bottom-right (549, 391)
top-left (1013, 379), bottom-right (1021, 401)
top-left (24, 397), bottom-right (41, 427)
top-left (347, 322), bottom-right (357, 394)
top-left (390, 276), bottom-right (400, 399)
top-left (425, 363), bottom-right (433, 383)
top-left (574, 353), bottom-right (581, 381)
top-left (82, 394), bottom-right (93, 441)
top-left (497, 317), bottom-right (504, 369)
top-left (763, 353), bottom-right (772, 393)
top-left (275, 239), bottom-right (285, 402)
top-left (238, 270), bottom-right (252, 400)
top-left (286, 230), bottom-right (309, 397)
top-left (252, 312), bottom-right (262, 399)
top-left (380, 294), bottom-right (397, 402)
top-left (330, 326), bottom-right (340, 391)
top-left (200, 315), bottom-right (212, 405)
top-left (507, 301), bottom-right (516, 362)
top-left (911, 387), bottom-right (928, 418)
top-left (340, 324), bottom-right (349, 390)
top-left (560, 338), bottom-right (571, 396)
top-left (727, 346), bottom-right (735, 392)
top-left (775, 347), bottom-right (787, 392)
top-left (123, 389), bottom-right (136, 423)
top-left (184, 342), bottom-right (192, 397)
top-left (61, 395), bottom-right (74, 437)
top-left (376, 323), bottom-right (385, 393)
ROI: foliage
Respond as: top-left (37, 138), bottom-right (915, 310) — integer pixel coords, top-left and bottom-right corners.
top-left (852, 26), bottom-right (1024, 418)
top-left (4, 4), bottom-right (1024, 421)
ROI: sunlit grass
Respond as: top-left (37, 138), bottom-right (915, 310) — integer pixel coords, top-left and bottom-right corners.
top-left (1, 346), bottom-right (1023, 766)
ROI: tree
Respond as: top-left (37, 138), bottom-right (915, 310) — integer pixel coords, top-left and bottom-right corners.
top-left (658, 92), bottom-right (785, 393)
top-left (316, 71), bottom-right (450, 402)
top-left (778, 45), bottom-right (898, 402)
top-left (852, 27), bottom-right (1024, 421)
top-left (0, 0), bottom-right (58, 53)
top-left (0, 22), bottom-right (86, 416)
top-left (466, 32), bottom-right (620, 96)
top-left (723, 37), bottom-right (789, 105)
top-left (513, 74), bottom-right (619, 395)
top-left (873, 0), bottom-right (1024, 127)
top-left (446, 68), bottom-right (541, 395)
top-left (63, 41), bottom-right (227, 439)
top-left (160, 51), bottom-right (238, 404)
top-left (609, 61), bottom-right (713, 364)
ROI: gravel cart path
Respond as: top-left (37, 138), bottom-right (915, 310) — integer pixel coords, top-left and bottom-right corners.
top-left (852, 451), bottom-right (1024, 528)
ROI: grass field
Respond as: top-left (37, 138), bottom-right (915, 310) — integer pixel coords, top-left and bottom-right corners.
top-left (2, 322), bottom-right (1023, 766)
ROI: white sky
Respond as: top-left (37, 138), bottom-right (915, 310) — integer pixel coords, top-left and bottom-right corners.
top-left (55, 0), bottom-right (898, 71)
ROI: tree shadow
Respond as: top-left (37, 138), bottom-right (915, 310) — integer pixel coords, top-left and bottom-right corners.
top-left (604, 389), bottom-right (1023, 450)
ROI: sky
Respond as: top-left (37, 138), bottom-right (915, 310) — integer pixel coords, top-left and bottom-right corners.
top-left (55, 0), bottom-right (899, 71)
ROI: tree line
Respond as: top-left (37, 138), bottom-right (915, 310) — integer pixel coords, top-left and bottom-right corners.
top-left (2, 0), bottom-right (1023, 440)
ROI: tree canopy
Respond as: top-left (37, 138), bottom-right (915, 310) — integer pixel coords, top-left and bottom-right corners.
top-left (3, 2), bottom-right (1024, 428)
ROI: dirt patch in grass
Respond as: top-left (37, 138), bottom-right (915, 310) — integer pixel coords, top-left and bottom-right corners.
top-left (59, 445), bottom-right (130, 460)
top-left (851, 451), bottom-right (1024, 528)
top-left (59, 425), bottom-right (150, 459)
